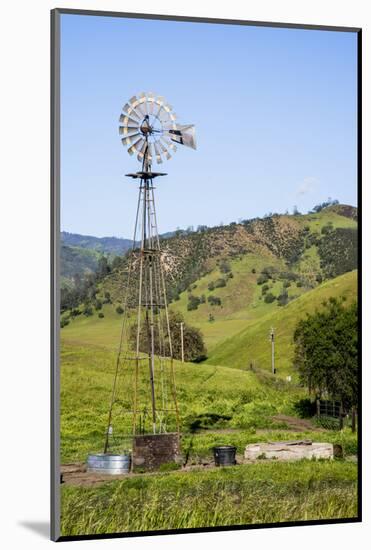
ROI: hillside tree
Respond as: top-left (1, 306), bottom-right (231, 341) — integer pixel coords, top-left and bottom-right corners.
top-left (130, 310), bottom-right (207, 362)
top-left (293, 297), bottom-right (358, 410)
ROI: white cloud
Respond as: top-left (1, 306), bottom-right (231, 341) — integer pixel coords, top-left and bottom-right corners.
top-left (296, 177), bottom-right (319, 196)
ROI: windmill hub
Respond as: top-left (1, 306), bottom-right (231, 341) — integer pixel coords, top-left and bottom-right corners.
top-left (139, 115), bottom-right (153, 135)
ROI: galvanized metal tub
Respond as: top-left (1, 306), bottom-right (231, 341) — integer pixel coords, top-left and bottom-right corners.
top-left (87, 453), bottom-right (131, 475)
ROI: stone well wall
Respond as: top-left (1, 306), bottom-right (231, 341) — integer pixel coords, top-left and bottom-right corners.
top-left (133, 433), bottom-right (180, 471)
top-left (244, 440), bottom-right (333, 461)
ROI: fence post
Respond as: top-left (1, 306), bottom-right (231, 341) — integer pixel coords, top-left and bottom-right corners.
top-left (339, 402), bottom-right (344, 430)
top-left (351, 407), bottom-right (356, 433)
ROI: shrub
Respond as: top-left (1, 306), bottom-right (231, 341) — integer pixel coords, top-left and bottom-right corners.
top-left (264, 292), bottom-right (275, 304)
top-left (214, 278), bottom-right (227, 288)
top-left (60, 317), bottom-right (70, 328)
top-left (257, 274), bottom-right (269, 285)
top-left (187, 295), bottom-right (201, 311)
top-left (251, 268), bottom-right (256, 274)
top-left (208, 295), bottom-right (221, 306)
top-left (98, 312), bottom-right (104, 319)
top-left (116, 305), bottom-right (124, 314)
top-left (94, 299), bottom-right (103, 310)
top-left (261, 266), bottom-right (278, 279)
top-left (70, 308), bottom-right (81, 318)
top-left (207, 282), bottom-right (215, 291)
top-left (294, 398), bottom-right (317, 418)
top-left (219, 261), bottom-right (231, 274)
top-left (277, 291), bottom-right (289, 306)
top-left (83, 306), bottom-right (94, 317)
top-left (297, 280), bottom-right (303, 288)
top-left (321, 222), bottom-right (333, 235)
top-left (103, 291), bottom-right (111, 304)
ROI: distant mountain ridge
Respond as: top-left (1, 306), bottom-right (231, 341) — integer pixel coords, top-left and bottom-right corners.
top-left (61, 232), bottom-right (133, 255)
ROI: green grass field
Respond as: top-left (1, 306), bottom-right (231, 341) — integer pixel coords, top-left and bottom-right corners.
top-left (60, 335), bottom-right (358, 536)
top-left (61, 342), bottom-right (310, 463)
top-left (61, 460), bottom-right (357, 536)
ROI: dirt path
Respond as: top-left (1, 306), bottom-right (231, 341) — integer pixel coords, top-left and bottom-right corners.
top-left (269, 414), bottom-right (324, 432)
top-left (60, 458), bottom-right (235, 487)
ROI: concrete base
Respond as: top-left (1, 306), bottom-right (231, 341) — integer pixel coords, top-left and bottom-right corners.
top-left (244, 440), bottom-right (333, 461)
top-left (133, 433), bottom-right (181, 471)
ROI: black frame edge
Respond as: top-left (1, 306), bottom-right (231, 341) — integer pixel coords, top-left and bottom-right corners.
top-left (356, 27), bottom-right (362, 523)
top-left (51, 7), bottom-right (61, 543)
top-left (53, 7), bottom-right (361, 33)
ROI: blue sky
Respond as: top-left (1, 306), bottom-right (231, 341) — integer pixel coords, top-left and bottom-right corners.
top-left (60, 14), bottom-right (357, 238)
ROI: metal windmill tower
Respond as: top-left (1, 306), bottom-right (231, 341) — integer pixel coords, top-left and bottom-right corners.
top-left (103, 92), bottom-right (196, 455)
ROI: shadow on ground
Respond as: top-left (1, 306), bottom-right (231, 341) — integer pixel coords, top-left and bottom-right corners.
top-left (19, 521), bottom-right (49, 539)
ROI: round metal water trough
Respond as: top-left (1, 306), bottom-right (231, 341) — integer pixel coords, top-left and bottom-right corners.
top-left (213, 445), bottom-right (237, 466)
top-left (87, 453), bottom-right (131, 475)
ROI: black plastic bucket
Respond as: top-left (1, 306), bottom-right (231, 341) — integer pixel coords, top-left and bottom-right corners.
top-left (213, 445), bottom-right (237, 466)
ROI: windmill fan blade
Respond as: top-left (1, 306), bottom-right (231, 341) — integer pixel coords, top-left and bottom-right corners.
top-left (147, 92), bottom-right (155, 114)
top-left (152, 100), bottom-right (164, 118)
top-left (159, 139), bottom-right (173, 160)
top-left (128, 95), bottom-right (138, 104)
top-left (138, 92), bottom-right (149, 116)
top-left (122, 133), bottom-right (141, 144)
top-left (120, 114), bottom-right (140, 127)
top-left (137, 140), bottom-right (148, 160)
top-left (119, 126), bottom-right (139, 135)
top-left (128, 97), bottom-right (145, 121)
top-left (135, 98), bottom-right (147, 118)
top-left (153, 141), bottom-right (163, 164)
top-left (120, 111), bottom-right (140, 125)
top-left (147, 143), bottom-right (153, 163)
top-left (161, 137), bottom-right (177, 152)
top-left (158, 140), bottom-right (168, 153)
top-left (122, 133), bottom-right (141, 147)
top-left (124, 102), bottom-right (141, 121)
top-left (161, 115), bottom-right (177, 128)
top-left (167, 124), bottom-right (197, 150)
top-left (155, 97), bottom-right (168, 117)
top-left (128, 137), bottom-right (144, 155)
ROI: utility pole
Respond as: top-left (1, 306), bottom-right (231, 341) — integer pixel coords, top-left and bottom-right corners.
top-left (270, 327), bottom-right (275, 375)
top-left (180, 322), bottom-right (185, 363)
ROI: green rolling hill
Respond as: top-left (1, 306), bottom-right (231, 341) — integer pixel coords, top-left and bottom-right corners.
top-left (61, 204), bottom-right (357, 374)
top-left (207, 270), bottom-right (357, 375)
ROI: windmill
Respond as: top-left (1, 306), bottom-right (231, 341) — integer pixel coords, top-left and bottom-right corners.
top-left (101, 93), bottom-right (196, 467)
